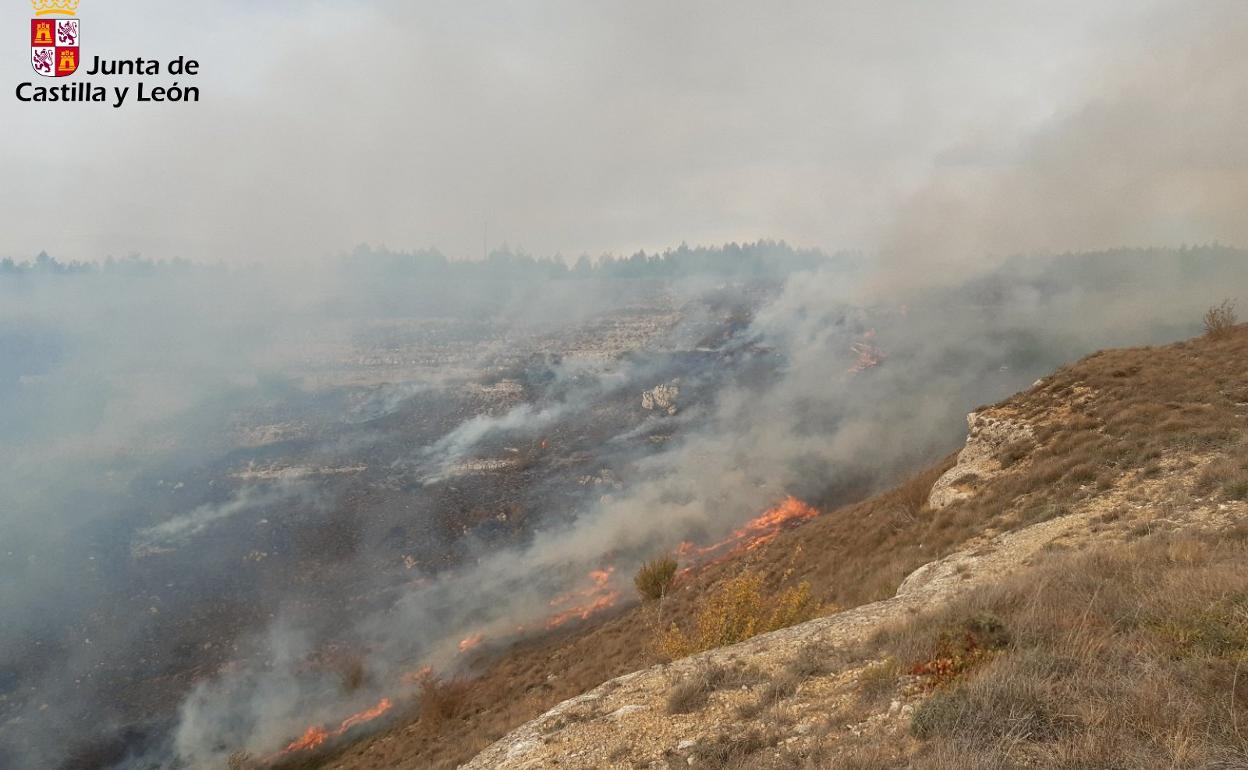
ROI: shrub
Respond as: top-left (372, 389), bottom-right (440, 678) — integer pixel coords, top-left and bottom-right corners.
top-left (891, 468), bottom-right (938, 520)
top-left (1226, 479), bottom-right (1248, 501)
top-left (634, 554), bottom-right (678, 601)
top-left (1204, 299), bottom-right (1237, 338)
top-left (909, 687), bottom-right (967, 739)
top-left (659, 572), bottom-right (816, 659)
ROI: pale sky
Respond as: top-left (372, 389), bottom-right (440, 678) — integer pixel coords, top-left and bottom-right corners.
top-left (2, 0), bottom-right (1244, 265)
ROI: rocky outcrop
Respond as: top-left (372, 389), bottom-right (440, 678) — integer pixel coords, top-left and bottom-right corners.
top-left (928, 410), bottom-right (1033, 510)
top-left (641, 383), bottom-right (679, 415)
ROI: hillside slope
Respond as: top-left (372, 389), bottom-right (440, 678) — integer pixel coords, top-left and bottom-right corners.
top-left (459, 323), bottom-right (1248, 769)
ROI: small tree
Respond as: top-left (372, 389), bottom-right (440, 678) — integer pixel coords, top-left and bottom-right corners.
top-left (659, 571), bottom-right (817, 659)
top-left (1203, 299), bottom-right (1237, 338)
top-left (634, 554), bottom-right (678, 601)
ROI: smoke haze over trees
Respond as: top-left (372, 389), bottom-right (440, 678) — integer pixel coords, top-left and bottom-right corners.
top-left (2, 0), bottom-right (1248, 767)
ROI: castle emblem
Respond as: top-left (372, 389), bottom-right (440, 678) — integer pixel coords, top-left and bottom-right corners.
top-left (30, 0), bottom-right (80, 78)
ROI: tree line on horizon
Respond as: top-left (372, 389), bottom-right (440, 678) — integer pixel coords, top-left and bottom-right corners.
top-left (0, 240), bottom-right (836, 281)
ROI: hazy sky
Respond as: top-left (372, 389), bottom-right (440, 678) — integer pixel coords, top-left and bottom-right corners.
top-left (2, 0), bottom-right (1244, 265)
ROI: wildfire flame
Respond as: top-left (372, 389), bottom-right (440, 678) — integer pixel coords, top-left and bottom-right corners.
top-left (272, 697), bottom-right (393, 760)
top-left (677, 495), bottom-right (819, 567)
top-left (336, 697), bottom-right (392, 732)
top-left (543, 566), bottom-right (621, 629)
top-left (273, 495), bottom-right (819, 763)
top-left (281, 726), bottom-right (329, 754)
top-left (401, 664), bottom-right (434, 686)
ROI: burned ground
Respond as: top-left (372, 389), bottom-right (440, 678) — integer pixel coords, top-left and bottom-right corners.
top-left (4, 247), bottom-right (1246, 770)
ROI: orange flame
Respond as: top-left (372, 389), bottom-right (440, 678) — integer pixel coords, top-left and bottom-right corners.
top-left (281, 726), bottom-right (329, 754)
top-left (272, 697), bottom-right (393, 759)
top-left (734, 495), bottom-right (820, 550)
top-left (678, 496), bottom-right (819, 567)
top-left (336, 697), bottom-right (392, 732)
top-left (401, 664), bottom-right (434, 685)
top-left (544, 590), bottom-right (622, 629)
top-left (458, 633), bottom-right (484, 653)
top-left (587, 568), bottom-right (613, 586)
top-left (543, 566), bottom-right (621, 629)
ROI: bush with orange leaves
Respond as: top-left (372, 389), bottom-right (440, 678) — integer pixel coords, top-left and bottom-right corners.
top-left (659, 571), bottom-right (817, 659)
top-left (907, 614), bottom-right (1010, 689)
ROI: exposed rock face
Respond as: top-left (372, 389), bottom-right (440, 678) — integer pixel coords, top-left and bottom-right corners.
top-left (928, 410), bottom-right (1034, 510)
top-left (641, 383), bottom-right (679, 415)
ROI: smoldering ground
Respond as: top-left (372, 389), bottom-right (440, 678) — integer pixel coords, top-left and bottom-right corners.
top-left (0, 247), bottom-right (817, 769)
top-left (4, 1), bottom-right (1248, 767)
top-left (4, 245), bottom-right (1232, 770)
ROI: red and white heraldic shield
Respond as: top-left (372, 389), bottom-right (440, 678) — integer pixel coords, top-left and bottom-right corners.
top-left (31, 18), bottom-right (79, 77)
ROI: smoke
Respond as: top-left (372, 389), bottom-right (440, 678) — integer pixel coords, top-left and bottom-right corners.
top-left (9, 1), bottom-right (1245, 264)
top-left (132, 482), bottom-right (313, 556)
top-left (871, 0), bottom-right (1248, 288)
top-left (4, 1), bottom-right (1248, 767)
top-left (157, 246), bottom-right (1248, 770)
top-left (3, 245), bottom-right (1246, 770)
top-left (416, 403), bottom-right (566, 484)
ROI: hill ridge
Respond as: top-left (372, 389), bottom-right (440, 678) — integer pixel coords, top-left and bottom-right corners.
top-left (457, 326), bottom-right (1248, 769)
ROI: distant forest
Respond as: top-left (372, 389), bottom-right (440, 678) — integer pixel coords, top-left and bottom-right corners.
top-left (0, 240), bottom-right (836, 280)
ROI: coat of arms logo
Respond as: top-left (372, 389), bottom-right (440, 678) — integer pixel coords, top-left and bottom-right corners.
top-left (30, 0), bottom-right (80, 78)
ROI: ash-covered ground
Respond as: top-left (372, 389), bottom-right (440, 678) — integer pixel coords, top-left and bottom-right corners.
top-left (3, 244), bottom-right (1246, 770)
top-left (0, 250), bottom-right (813, 769)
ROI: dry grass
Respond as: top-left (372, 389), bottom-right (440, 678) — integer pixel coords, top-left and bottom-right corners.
top-left (688, 728), bottom-right (779, 769)
top-left (921, 325), bottom-right (1248, 550)
top-left (415, 673), bottom-right (471, 730)
top-left (857, 529), bottom-right (1248, 768)
top-left (666, 661), bottom-right (766, 714)
top-left (311, 326), bottom-right (1248, 770)
top-left (785, 643), bottom-right (846, 679)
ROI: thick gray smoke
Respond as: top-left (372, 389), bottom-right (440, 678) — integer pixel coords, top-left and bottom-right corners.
top-left (5, 1), bottom-right (1248, 263)
top-left (162, 247), bottom-right (1248, 769)
top-left (4, 1), bottom-right (1248, 768)
top-left (871, 0), bottom-right (1248, 287)
top-left (1, 246), bottom-right (1245, 770)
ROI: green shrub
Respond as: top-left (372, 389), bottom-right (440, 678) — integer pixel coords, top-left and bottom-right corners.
top-left (634, 554), bottom-right (678, 601)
